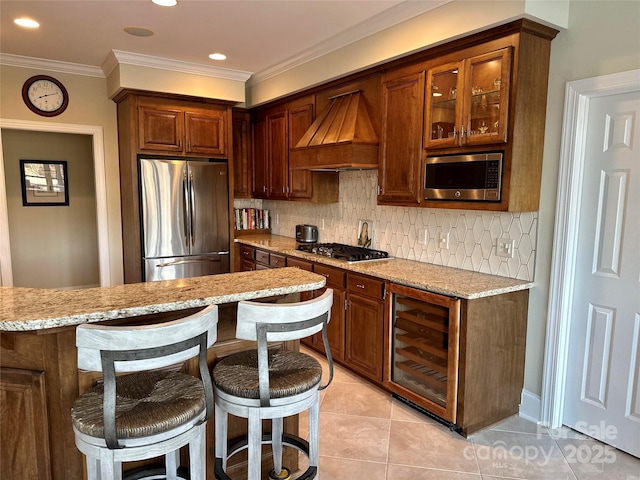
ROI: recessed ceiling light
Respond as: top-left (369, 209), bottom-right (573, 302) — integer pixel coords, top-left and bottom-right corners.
top-left (209, 53), bottom-right (227, 61)
top-left (152, 0), bottom-right (177, 6)
top-left (14, 18), bottom-right (39, 28)
top-left (124, 27), bottom-right (154, 37)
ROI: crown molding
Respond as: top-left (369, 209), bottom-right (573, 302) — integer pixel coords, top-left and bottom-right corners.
top-left (247, 0), bottom-right (452, 86)
top-left (0, 53), bottom-right (105, 77)
top-left (103, 50), bottom-right (253, 82)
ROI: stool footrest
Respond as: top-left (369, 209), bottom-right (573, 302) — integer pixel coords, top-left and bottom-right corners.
top-left (214, 433), bottom-right (318, 480)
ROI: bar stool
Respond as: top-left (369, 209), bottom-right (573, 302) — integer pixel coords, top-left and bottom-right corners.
top-left (71, 304), bottom-right (218, 480)
top-left (212, 289), bottom-right (334, 480)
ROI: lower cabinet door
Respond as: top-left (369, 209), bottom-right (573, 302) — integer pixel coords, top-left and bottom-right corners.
top-left (0, 368), bottom-right (52, 480)
top-left (345, 291), bottom-right (384, 382)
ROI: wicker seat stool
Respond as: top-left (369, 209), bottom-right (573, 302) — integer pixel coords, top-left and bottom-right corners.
top-left (71, 305), bottom-right (218, 480)
top-left (212, 289), bottom-right (334, 480)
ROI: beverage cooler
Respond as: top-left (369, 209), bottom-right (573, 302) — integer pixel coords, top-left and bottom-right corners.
top-left (387, 283), bottom-right (461, 425)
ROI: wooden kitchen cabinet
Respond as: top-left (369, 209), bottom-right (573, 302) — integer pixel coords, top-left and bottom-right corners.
top-left (374, 20), bottom-right (557, 211)
top-left (378, 66), bottom-right (425, 205)
top-left (114, 90), bottom-right (234, 283)
top-left (345, 273), bottom-right (386, 384)
top-left (251, 98), bottom-right (338, 203)
top-left (138, 98), bottom-right (227, 156)
top-left (305, 263), bottom-right (347, 363)
top-left (424, 47), bottom-right (511, 150)
top-left (288, 104), bottom-right (314, 200)
top-left (251, 119), bottom-right (269, 198)
top-left (232, 109), bottom-right (252, 198)
top-left (1, 367), bottom-right (52, 480)
top-left (267, 110), bottom-right (289, 200)
top-left (237, 243), bottom-right (255, 271)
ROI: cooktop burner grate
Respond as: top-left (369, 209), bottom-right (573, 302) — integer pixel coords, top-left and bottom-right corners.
top-left (296, 243), bottom-right (390, 262)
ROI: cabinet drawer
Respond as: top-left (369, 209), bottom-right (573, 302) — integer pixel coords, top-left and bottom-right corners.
top-left (347, 273), bottom-right (385, 300)
top-left (255, 249), bottom-right (270, 265)
top-left (239, 244), bottom-right (255, 261)
top-left (313, 264), bottom-right (346, 289)
top-left (287, 257), bottom-right (313, 271)
top-left (269, 253), bottom-right (287, 268)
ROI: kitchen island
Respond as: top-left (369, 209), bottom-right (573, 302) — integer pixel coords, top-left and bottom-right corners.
top-left (0, 268), bottom-right (325, 480)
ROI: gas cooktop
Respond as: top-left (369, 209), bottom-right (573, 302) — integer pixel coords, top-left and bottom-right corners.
top-left (296, 243), bottom-right (390, 263)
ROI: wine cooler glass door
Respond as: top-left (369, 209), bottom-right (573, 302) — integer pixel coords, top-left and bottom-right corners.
top-left (389, 284), bottom-right (461, 423)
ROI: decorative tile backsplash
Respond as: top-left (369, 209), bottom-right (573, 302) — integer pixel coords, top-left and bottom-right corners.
top-left (234, 170), bottom-right (537, 281)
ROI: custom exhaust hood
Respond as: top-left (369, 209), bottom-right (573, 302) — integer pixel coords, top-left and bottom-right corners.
top-left (289, 90), bottom-right (379, 171)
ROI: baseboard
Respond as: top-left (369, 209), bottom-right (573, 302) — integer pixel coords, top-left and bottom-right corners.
top-left (519, 389), bottom-right (541, 424)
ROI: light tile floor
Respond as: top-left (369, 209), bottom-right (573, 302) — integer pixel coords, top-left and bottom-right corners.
top-left (294, 347), bottom-right (640, 480)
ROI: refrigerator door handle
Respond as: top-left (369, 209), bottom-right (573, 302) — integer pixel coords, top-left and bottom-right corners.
top-left (189, 170), bottom-right (196, 246)
top-left (182, 170), bottom-right (190, 248)
top-left (155, 257), bottom-right (223, 267)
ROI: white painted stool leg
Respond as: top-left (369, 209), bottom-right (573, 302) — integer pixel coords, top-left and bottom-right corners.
top-left (85, 456), bottom-right (99, 480)
top-left (272, 416), bottom-right (284, 474)
top-left (215, 403), bottom-right (229, 471)
top-left (166, 449), bottom-right (179, 480)
top-left (99, 449), bottom-right (121, 480)
top-left (189, 423), bottom-right (206, 480)
top-left (248, 408), bottom-right (262, 480)
top-left (309, 392), bottom-right (320, 473)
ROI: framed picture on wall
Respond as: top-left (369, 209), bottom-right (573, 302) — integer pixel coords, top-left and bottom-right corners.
top-left (20, 160), bottom-right (69, 206)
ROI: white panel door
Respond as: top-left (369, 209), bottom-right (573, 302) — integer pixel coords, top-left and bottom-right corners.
top-left (563, 90), bottom-right (640, 457)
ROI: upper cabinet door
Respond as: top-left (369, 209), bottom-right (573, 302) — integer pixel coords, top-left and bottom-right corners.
top-left (379, 69), bottom-right (425, 205)
top-left (185, 109), bottom-right (226, 156)
top-left (267, 111), bottom-right (289, 200)
top-left (138, 105), bottom-right (185, 152)
top-left (424, 61), bottom-right (464, 149)
top-left (424, 47), bottom-right (512, 149)
top-left (251, 120), bottom-right (268, 198)
top-left (462, 47), bottom-right (511, 146)
top-left (232, 110), bottom-right (252, 198)
top-left (288, 104), bottom-right (314, 200)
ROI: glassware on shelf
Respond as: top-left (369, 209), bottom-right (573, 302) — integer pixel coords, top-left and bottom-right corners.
top-left (472, 86), bottom-right (483, 95)
top-left (449, 87), bottom-right (457, 99)
top-left (479, 121), bottom-right (489, 134)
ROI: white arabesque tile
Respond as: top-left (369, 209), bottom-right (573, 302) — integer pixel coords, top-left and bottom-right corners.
top-left (252, 169), bottom-right (537, 281)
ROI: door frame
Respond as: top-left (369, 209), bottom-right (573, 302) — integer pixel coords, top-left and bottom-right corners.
top-left (541, 69), bottom-right (640, 428)
top-left (0, 118), bottom-right (111, 287)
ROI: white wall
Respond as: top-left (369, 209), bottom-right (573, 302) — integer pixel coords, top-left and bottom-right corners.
top-left (0, 65), bottom-right (124, 285)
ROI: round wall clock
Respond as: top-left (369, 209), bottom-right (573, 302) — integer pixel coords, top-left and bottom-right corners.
top-left (22, 75), bottom-right (69, 117)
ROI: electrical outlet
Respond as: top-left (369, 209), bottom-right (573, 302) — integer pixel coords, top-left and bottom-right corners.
top-left (418, 228), bottom-right (428, 245)
top-left (497, 238), bottom-right (515, 258)
top-left (438, 231), bottom-right (449, 250)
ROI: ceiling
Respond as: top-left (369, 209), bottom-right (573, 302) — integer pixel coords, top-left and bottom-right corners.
top-left (0, 0), bottom-right (445, 80)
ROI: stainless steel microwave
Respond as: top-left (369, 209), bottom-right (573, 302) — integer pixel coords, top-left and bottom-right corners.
top-left (423, 152), bottom-right (502, 202)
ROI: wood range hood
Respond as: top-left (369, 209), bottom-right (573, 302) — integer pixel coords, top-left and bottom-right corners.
top-left (289, 90), bottom-right (379, 171)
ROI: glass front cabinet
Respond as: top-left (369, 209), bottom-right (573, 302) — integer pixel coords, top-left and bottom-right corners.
top-left (424, 47), bottom-right (512, 149)
top-left (387, 283), bottom-right (461, 423)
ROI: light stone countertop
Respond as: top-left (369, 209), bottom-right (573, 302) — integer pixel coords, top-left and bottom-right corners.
top-left (235, 234), bottom-right (533, 299)
top-left (0, 268), bottom-right (325, 332)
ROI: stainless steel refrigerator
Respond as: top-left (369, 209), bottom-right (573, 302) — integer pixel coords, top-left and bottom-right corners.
top-left (139, 158), bottom-right (230, 281)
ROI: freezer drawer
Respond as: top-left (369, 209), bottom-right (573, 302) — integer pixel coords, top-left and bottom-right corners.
top-left (144, 254), bottom-right (230, 281)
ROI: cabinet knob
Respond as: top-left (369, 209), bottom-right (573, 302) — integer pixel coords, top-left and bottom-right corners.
top-left (356, 284), bottom-right (365, 289)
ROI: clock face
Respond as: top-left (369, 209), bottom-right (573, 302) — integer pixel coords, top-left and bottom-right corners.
top-left (22, 75), bottom-right (69, 116)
